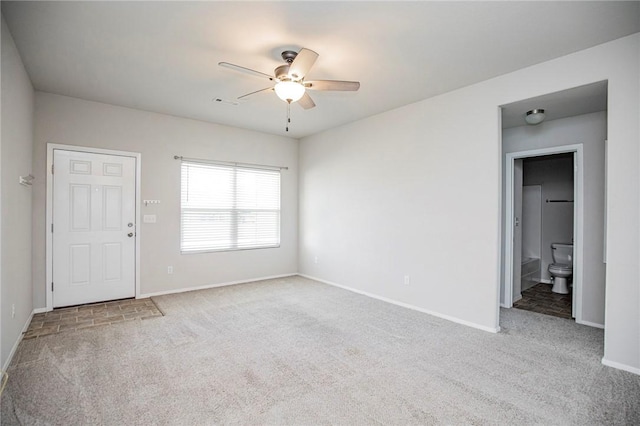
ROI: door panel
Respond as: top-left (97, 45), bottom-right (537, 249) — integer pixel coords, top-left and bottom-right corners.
top-left (103, 186), bottom-right (122, 230)
top-left (103, 243), bottom-right (122, 281)
top-left (70, 184), bottom-right (91, 231)
top-left (53, 149), bottom-right (136, 307)
top-left (70, 244), bottom-right (91, 285)
top-left (513, 159), bottom-right (523, 302)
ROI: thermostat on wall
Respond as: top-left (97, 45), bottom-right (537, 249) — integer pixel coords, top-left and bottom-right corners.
top-left (143, 215), bottom-right (157, 223)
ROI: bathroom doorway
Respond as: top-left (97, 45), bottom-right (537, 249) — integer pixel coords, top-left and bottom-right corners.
top-left (504, 146), bottom-right (582, 321)
top-left (499, 81), bottom-right (607, 329)
top-left (512, 153), bottom-right (575, 319)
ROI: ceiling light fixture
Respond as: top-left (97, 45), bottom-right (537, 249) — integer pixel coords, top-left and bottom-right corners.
top-left (274, 81), bottom-right (305, 103)
top-left (525, 108), bottom-right (546, 125)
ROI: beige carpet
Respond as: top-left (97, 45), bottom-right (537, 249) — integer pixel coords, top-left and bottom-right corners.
top-left (2, 276), bottom-right (639, 424)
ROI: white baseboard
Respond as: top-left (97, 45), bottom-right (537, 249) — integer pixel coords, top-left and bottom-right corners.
top-left (138, 273), bottom-right (298, 299)
top-left (298, 274), bottom-right (500, 333)
top-left (539, 279), bottom-right (552, 284)
top-left (2, 309), bottom-right (35, 372)
top-left (602, 357), bottom-right (640, 376)
top-left (576, 319), bottom-right (604, 329)
top-left (33, 307), bottom-right (48, 314)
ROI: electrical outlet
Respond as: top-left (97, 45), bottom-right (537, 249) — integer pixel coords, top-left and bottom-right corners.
top-left (11, 304), bottom-right (15, 318)
top-left (404, 275), bottom-right (410, 286)
top-left (314, 256), bottom-right (318, 264)
top-left (167, 266), bottom-right (173, 274)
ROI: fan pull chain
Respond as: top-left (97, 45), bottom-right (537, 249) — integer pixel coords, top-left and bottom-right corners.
top-left (286, 101), bottom-right (291, 132)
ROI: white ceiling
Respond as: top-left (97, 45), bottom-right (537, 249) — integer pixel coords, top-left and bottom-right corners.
top-left (501, 80), bottom-right (608, 129)
top-left (2, 1), bottom-right (638, 138)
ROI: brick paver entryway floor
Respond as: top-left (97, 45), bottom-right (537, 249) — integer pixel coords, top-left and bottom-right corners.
top-left (24, 298), bottom-right (163, 339)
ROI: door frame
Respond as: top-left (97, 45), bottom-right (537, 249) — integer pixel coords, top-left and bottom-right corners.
top-left (503, 144), bottom-right (584, 322)
top-left (45, 143), bottom-right (142, 311)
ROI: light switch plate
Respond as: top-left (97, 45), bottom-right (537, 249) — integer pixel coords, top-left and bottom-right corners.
top-left (143, 214), bottom-right (157, 223)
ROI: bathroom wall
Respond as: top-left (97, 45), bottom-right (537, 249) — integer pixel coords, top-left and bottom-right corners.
top-left (523, 155), bottom-right (575, 282)
top-left (503, 111), bottom-right (606, 327)
top-left (521, 185), bottom-right (542, 260)
top-left (521, 184), bottom-right (542, 288)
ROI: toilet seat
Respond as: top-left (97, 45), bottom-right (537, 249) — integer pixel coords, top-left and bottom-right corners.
top-left (549, 263), bottom-right (572, 274)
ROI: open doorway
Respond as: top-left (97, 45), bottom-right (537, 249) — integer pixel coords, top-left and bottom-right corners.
top-left (506, 150), bottom-right (579, 320)
top-left (500, 81), bottom-right (607, 329)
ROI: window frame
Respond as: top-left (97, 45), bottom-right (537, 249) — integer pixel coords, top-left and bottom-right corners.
top-left (179, 159), bottom-right (282, 254)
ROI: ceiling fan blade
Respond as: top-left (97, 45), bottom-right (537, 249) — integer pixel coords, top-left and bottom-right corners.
top-left (219, 62), bottom-right (274, 81)
top-left (305, 80), bottom-right (360, 91)
top-left (237, 87), bottom-right (274, 100)
top-left (288, 48), bottom-right (319, 80)
top-left (298, 92), bottom-right (316, 110)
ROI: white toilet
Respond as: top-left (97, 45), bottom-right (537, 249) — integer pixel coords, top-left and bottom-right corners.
top-left (548, 243), bottom-right (573, 294)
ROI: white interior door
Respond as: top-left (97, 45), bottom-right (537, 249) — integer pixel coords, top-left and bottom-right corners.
top-left (52, 149), bottom-right (136, 307)
top-left (512, 159), bottom-right (523, 302)
top-left (572, 151), bottom-right (577, 317)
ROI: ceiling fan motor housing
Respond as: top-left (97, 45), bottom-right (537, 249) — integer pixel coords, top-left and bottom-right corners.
top-left (275, 65), bottom-right (292, 81)
top-left (281, 50), bottom-right (298, 64)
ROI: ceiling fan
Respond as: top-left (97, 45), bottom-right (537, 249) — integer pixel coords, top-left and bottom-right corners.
top-left (219, 48), bottom-right (360, 131)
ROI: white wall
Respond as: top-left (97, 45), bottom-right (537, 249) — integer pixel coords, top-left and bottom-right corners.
top-left (1, 16), bottom-right (34, 367)
top-left (503, 112), bottom-right (606, 326)
top-left (299, 91), bottom-right (502, 332)
top-left (524, 155), bottom-right (576, 282)
top-left (33, 93), bottom-right (298, 306)
top-left (299, 34), bottom-right (639, 372)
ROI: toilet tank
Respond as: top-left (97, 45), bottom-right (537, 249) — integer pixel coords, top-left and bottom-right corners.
top-left (551, 243), bottom-right (573, 265)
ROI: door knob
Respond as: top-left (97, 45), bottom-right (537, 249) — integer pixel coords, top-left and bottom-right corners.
top-left (128, 232), bottom-right (134, 237)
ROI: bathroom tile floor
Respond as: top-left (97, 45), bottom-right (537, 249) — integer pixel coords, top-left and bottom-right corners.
top-left (513, 282), bottom-right (572, 319)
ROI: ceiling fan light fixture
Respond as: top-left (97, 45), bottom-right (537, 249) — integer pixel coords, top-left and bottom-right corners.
top-left (525, 108), bottom-right (546, 125)
top-left (274, 81), bottom-right (305, 103)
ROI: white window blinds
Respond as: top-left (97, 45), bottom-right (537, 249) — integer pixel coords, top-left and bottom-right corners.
top-left (180, 161), bottom-right (281, 253)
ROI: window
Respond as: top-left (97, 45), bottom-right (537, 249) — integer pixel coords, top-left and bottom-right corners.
top-left (180, 160), bottom-right (281, 253)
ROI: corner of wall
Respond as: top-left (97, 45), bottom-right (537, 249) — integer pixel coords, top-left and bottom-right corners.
top-left (1, 13), bottom-right (36, 369)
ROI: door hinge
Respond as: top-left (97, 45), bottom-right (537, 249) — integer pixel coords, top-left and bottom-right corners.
top-left (51, 282), bottom-right (54, 292)
top-left (51, 223), bottom-right (54, 233)
top-left (51, 164), bottom-right (54, 174)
